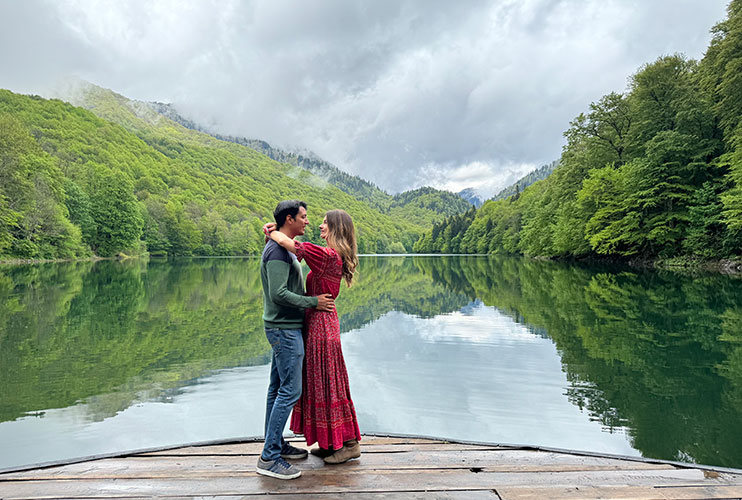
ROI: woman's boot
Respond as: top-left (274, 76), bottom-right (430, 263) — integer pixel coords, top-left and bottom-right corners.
top-left (324, 439), bottom-right (361, 464)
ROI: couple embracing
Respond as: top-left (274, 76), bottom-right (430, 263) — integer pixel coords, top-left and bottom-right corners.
top-left (256, 200), bottom-right (361, 480)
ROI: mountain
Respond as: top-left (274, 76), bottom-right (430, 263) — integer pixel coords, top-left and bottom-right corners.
top-left (457, 188), bottom-right (483, 207)
top-left (144, 101), bottom-right (472, 225)
top-left (491, 161), bottom-right (558, 202)
top-left (389, 187), bottom-right (473, 226)
top-left (0, 83), bottom-right (423, 259)
top-left (146, 102), bottom-right (392, 212)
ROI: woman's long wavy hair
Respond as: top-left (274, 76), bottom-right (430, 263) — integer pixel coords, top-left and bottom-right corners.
top-left (325, 209), bottom-right (358, 287)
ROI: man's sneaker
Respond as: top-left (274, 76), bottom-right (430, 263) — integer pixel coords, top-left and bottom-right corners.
top-left (281, 442), bottom-right (308, 460)
top-left (256, 456), bottom-right (302, 480)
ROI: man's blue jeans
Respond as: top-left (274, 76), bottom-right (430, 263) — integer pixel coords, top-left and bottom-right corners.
top-left (262, 327), bottom-right (304, 461)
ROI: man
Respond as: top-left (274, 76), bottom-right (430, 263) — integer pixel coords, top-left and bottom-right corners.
top-left (257, 200), bottom-right (335, 480)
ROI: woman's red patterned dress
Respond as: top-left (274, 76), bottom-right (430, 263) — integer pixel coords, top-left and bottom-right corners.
top-left (289, 241), bottom-right (361, 450)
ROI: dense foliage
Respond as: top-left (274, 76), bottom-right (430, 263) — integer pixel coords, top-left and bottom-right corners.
top-left (415, 1), bottom-right (742, 261)
top-left (0, 85), bottom-right (448, 259)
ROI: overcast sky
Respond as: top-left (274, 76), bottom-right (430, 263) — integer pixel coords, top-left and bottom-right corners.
top-left (0, 0), bottom-right (729, 197)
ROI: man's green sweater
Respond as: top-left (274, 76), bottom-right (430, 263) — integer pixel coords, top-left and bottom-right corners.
top-left (261, 239), bottom-right (318, 329)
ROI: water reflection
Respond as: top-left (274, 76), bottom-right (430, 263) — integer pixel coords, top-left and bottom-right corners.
top-left (0, 256), bottom-right (741, 469)
top-left (344, 306), bottom-right (636, 456)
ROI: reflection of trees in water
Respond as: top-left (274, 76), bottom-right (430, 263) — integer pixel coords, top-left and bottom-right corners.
top-left (0, 256), bottom-right (471, 424)
top-left (337, 256), bottom-right (471, 332)
top-left (415, 255), bottom-right (742, 468)
top-left (4, 255), bottom-right (742, 467)
top-left (0, 258), bottom-right (268, 423)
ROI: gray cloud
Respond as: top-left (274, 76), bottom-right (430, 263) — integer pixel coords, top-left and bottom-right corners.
top-left (0, 0), bottom-right (729, 197)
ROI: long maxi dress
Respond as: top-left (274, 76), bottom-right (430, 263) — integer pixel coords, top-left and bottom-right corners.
top-left (289, 240), bottom-right (362, 450)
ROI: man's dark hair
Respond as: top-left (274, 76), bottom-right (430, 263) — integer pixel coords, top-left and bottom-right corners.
top-left (274, 200), bottom-right (307, 229)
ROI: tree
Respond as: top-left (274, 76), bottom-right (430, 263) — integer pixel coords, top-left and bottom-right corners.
top-left (628, 55), bottom-right (697, 148)
top-left (699, 0), bottom-right (742, 145)
top-left (87, 165), bottom-right (143, 257)
top-left (565, 92), bottom-right (634, 166)
top-left (626, 131), bottom-right (705, 256)
top-left (578, 165), bottom-right (639, 255)
top-left (684, 181), bottom-right (726, 257)
top-left (64, 179), bottom-right (95, 246)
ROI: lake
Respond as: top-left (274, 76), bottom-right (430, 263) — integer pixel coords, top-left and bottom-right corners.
top-left (1, 255), bottom-right (741, 470)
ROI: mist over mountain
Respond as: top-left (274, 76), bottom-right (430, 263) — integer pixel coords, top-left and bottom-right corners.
top-left (144, 100), bottom-right (472, 225)
top-left (491, 161), bottom-right (558, 202)
top-left (148, 102), bottom-right (390, 211)
top-left (457, 188), bottom-right (484, 208)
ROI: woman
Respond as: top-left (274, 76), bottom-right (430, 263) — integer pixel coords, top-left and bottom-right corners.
top-left (263, 209), bottom-right (362, 464)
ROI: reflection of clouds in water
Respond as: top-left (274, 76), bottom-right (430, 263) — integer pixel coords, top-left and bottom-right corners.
top-left (0, 366), bottom-right (270, 469)
top-left (343, 307), bottom-right (638, 456)
top-left (416, 300), bottom-right (540, 345)
top-left (0, 302), bottom-right (639, 470)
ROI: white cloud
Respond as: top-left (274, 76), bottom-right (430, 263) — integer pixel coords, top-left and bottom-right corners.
top-left (421, 161), bottom-right (537, 198)
top-left (0, 0), bottom-right (729, 194)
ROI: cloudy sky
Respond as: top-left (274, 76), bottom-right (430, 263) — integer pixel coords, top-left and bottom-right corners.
top-left (0, 0), bottom-right (729, 197)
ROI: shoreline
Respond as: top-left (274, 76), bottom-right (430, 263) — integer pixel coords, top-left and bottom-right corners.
top-left (626, 256), bottom-right (742, 275)
top-left (1, 253), bottom-right (740, 275)
top-left (0, 253), bottom-right (139, 266)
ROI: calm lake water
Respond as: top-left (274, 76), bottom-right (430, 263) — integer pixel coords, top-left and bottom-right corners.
top-left (1, 255), bottom-right (741, 470)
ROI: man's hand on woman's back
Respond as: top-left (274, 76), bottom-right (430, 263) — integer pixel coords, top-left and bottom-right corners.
top-left (316, 294), bottom-right (335, 312)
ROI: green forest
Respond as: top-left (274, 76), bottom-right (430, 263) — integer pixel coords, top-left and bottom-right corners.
top-left (0, 84), bottom-right (470, 260)
top-left (415, 1), bottom-right (742, 263)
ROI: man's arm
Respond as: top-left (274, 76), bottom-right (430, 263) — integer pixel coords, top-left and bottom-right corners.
top-left (265, 259), bottom-right (334, 311)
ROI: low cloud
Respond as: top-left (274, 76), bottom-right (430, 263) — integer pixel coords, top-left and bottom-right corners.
top-left (0, 0), bottom-right (728, 196)
top-left (421, 161), bottom-right (537, 199)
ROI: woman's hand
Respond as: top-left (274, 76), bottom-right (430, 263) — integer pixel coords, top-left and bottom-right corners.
top-left (263, 222), bottom-right (277, 243)
top-left (263, 225), bottom-right (297, 253)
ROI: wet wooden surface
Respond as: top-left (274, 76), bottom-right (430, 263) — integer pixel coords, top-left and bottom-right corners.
top-left (2, 436), bottom-right (742, 499)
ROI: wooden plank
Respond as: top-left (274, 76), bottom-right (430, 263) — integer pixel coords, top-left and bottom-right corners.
top-left (346, 437), bottom-right (447, 445)
top-left (0, 451), bottom-right (676, 481)
top-left (193, 492), bottom-right (500, 500)
top-left (32, 493), bottom-right (501, 500)
top-left (137, 442), bottom-right (507, 456)
top-left (350, 444), bottom-right (513, 453)
top-left (497, 484), bottom-right (742, 500)
top-left (0, 467), bottom-right (713, 499)
top-left (235, 492), bottom-right (502, 500)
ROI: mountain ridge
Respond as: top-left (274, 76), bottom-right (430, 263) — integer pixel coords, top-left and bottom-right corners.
top-left (144, 100), bottom-right (473, 222)
top-left (491, 161), bottom-right (558, 202)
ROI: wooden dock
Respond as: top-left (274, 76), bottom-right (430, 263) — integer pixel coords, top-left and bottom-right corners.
top-left (2, 435), bottom-right (742, 499)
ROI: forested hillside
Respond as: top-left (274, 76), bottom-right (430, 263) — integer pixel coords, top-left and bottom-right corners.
top-left (0, 86), bottom-right (425, 259)
top-left (147, 101), bottom-right (472, 224)
top-left (415, 0), bottom-right (742, 261)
